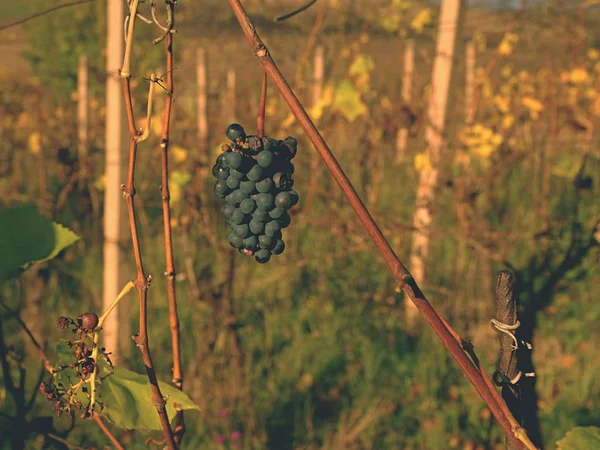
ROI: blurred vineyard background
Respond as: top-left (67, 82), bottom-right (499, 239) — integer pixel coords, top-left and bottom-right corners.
top-left (1, 0), bottom-right (599, 449)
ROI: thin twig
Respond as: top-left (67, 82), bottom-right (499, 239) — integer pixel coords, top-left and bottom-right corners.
top-left (226, 1), bottom-right (528, 448)
top-left (0, 0), bottom-right (95, 32)
top-left (93, 415), bottom-right (125, 450)
top-left (0, 300), bottom-right (52, 372)
top-left (119, 0), bottom-right (177, 448)
top-left (159, 28), bottom-right (185, 443)
top-left (276, 0), bottom-right (318, 22)
top-left (47, 434), bottom-right (86, 450)
top-left (257, 70), bottom-right (267, 137)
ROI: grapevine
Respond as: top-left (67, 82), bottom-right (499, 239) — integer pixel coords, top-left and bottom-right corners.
top-left (212, 123), bottom-right (299, 264)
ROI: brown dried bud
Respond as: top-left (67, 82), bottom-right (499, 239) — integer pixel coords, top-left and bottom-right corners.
top-left (56, 316), bottom-right (71, 330)
top-left (77, 312), bottom-right (99, 331)
top-left (39, 381), bottom-right (54, 395)
top-left (80, 358), bottom-right (96, 376)
top-left (247, 136), bottom-right (263, 152)
top-left (53, 402), bottom-right (64, 418)
top-left (46, 393), bottom-right (58, 402)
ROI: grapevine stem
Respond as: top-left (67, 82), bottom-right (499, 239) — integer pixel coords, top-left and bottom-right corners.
top-left (226, 1), bottom-right (534, 449)
top-left (159, 28), bottom-right (185, 443)
top-left (119, 0), bottom-right (177, 448)
top-left (97, 282), bottom-right (136, 328)
top-left (257, 70), bottom-right (267, 137)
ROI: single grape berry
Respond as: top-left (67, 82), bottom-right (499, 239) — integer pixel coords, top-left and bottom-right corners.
top-left (268, 207), bottom-right (285, 219)
top-left (255, 193), bottom-right (275, 211)
top-left (214, 180), bottom-right (230, 198)
top-left (256, 151), bottom-right (274, 168)
top-left (215, 166), bottom-right (230, 180)
top-left (255, 177), bottom-right (274, 193)
top-left (229, 189), bottom-right (247, 205)
top-left (249, 218), bottom-right (265, 235)
top-left (265, 220), bottom-right (281, 237)
top-left (252, 208), bottom-right (270, 222)
top-left (258, 234), bottom-right (274, 250)
top-left (255, 249), bottom-right (271, 264)
top-left (275, 191), bottom-right (293, 210)
top-left (288, 189), bottom-right (299, 206)
top-left (226, 175), bottom-right (240, 190)
top-left (229, 232), bottom-right (243, 248)
top-left (278, 212), bottom-right (291, 228)
top-left (77, 312), bottom-right (99, 331)
top-left (222, 204), bottom-right (236, 220)
top-left (226, 123), bottom-right (246, 142)
top-left (240, 198), bottom-right (256, 214)
top-left (234, 224), bottom-right (251, 238)
top-left (243, 235), bottom-right (259, 252)
top-left (272, 239), bottom-right (285, 255)
top-left (246, 164), bottom-right (264, 182)
top-left (239, 179), bottom-right (256, 195)
top-left (230, 208), bottom-right (246, 225)
top-left (229, 168), bottom-right (246, 179)
top-left (226, 151), bottom-right (243, 169)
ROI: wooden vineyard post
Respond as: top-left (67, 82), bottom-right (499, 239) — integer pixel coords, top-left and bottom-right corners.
top-left (494, 271), bottom-right (524, 450)
top-left (465, 40), bottom-right (475, 125)
top-left (196, 47), bottom-right (209, 193)
top-left (227, 68), bottom-right (237, 123)
top-left (396, 40), bottom-right (415, 163)
top-left (102, 0), bottom-right (131, 363)
top-left (77, 54), bottom-right (89, 189)
top-left (407, 0), bottom-right (464, 325)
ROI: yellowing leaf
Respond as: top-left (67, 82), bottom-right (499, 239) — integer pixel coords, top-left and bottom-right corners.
top-left (569, 68), bottom-right (590, 84)
top-left (494, 95), bottom-right (510, 114)
top-left (28, 132), bottom-right (41, 155)
top-left (171, 145), bottom-right (188, 163)
top-left (410, 8), bottom-right (432, 34)
top-left (502, 114), bottom-right (515, 129)
top-left (414, 152), bottom-right (432, 172)
top-left (310, 84), bottom-right (334, 121)
top-left (168, 170), bottom-right (192, 205)
top-left (332, 81), bottom-right (367, 122)
top-left (349, 55), bottom-right (375, 79)
top-left (521, 96), bottom-right (544, 119)
top-left (588, 49), bottom-right (600, 60)
top-left (497, 33), bottom-right (518, 56)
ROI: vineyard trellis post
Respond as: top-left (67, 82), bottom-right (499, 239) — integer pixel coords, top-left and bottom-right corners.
top-left (407, 0), bottom-right (464, 325)
top-left (77, 54), bottom-right (88, 190)
top-left (102, 0), bottom-right (130, 363)
top-left (396, 39), bottom-right (414, 163)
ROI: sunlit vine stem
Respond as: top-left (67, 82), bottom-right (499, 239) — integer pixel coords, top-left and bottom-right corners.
top-left (157, 1), bottom-right (185, 441)
top-left (119, 0), bottom-right (178, 448)
top-left (226, 1), bottom-right (536, 449)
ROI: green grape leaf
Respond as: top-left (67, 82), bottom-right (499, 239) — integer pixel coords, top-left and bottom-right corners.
top-left (100, 367), bottom-right (200, 431)
top-left (333, 81), bottom-right (367, 122)
top-left (0, 204), bottom-right (80, 282)
top-left (557, 426), bottom-right (600, 449)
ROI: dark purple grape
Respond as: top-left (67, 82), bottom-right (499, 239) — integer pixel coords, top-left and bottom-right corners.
top-left (249, 218), bottom-right (265, 235)
top-left (240, 198), bottom-right (256, 214)
top-left (272, 239), bottom-right (285, 255)
top-left (255, 249), bottom-right (271, 264)
top-left (226, 123), bottom-right (246, 142)
top-left (255, 178), bottom-right (274, 193)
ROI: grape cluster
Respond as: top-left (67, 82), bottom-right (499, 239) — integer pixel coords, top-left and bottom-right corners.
top-left (212, 123), bottom-right (299, 264)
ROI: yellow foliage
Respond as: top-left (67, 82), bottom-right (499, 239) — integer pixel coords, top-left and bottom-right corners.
top-left (473, 31), bottom-right (487, 53)
top-left (380, 96), bottom-right (392, 110)
top-left (410, 9), bottom-right (432, 34)
top-left (521, 96), bottom-right (544, 119)
top-left (28, 132), bottom-right (41, 155)
top-left (414, 152), bottom-right (432, 172)
top-left (462, 124), bottom-right (503, 159)
top-left (309, 84), bottom-right (334, 121)
top-left (569, 68), bottom-right (590, 84)
top-left (494, 95), bottom-right (510, 114)
top-left (497, 33), bottom-right (518, 56)
top-left (171, 145), bottom-right (188, 163)
top-left (502, 114), bottom-right (515, 129)
top-left (588, 49), bottom-right (600, 60)
top-left (501, 64), bottom-right (513, 78)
